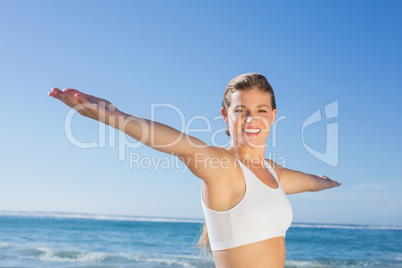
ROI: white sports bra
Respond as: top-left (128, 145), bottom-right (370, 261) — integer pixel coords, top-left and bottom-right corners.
top-left (201, 159), bottom-right (293, 251)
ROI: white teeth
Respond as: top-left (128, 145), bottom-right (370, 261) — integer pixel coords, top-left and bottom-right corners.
top-left (243, 128), bottom-right (261, 133)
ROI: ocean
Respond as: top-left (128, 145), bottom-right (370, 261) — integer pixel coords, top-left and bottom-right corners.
top-left (0, 211), bottom-right (401, 268)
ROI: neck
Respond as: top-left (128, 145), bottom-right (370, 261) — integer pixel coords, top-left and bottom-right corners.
top-left (227, 143), bottom-right (267, 167)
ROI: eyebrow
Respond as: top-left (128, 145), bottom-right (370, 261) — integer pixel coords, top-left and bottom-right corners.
top-left (233, 104), bottom-right (271, 108)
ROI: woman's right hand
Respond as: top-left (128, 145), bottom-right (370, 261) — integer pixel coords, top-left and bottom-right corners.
top-left (48, 88), bottom-right (119, 123)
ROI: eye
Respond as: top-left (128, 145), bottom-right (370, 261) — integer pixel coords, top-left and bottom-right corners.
top-left (235, 109), bottom-right (245, 113)
top-left (258, 110), bottom-right (267, 113)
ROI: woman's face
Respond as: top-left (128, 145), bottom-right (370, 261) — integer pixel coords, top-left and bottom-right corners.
top-left (222, 87), bottom-right (277, 148)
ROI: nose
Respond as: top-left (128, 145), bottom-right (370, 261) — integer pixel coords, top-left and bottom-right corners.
top-left (245, 111), bottom-right (258, 122)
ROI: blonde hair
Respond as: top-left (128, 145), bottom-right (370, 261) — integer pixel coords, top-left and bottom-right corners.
top-left (195, 222), bottom-right (211, 259)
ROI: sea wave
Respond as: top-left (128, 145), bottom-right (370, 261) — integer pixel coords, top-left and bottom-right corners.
top-left (23, 246), bottom-right (107, 263)
top-left (2, 241), bottom-right (400, 268)
top-left (285, 259), bottom-right (388, 268)
top-left (391, 253), bottom-right (402, 261)
top-left (285, 260), bottom-right (332, 268)
top-left (0, 242), bottom-right (10, 249)
top-left (13, 243), bottom-right (209, 267)
top-left (119, 253), bottom-right (202, 268)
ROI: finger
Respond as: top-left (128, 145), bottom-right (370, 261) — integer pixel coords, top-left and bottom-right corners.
top-left (73, 89), bottom-right (94, 101)
top-left (74, 92), bottom-right (85, 102)
top-left (48, 87), bottom-right (61, 98)
top-left (62, 88), bottom-right (80, 95)
top-left (74, 93), bottom-right (96, 109)
top-left (53, 88), bottom-right (83, 108)
top-left (63, 89), bottom-right (85, 102)
top-left (49, 88), bottom-right (69, 104)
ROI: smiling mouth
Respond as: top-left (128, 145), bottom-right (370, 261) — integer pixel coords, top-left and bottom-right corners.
top-left (243, 128), bottom-right (261, 134)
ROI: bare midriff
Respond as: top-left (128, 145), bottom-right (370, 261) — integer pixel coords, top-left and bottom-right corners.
top-left (212, 236), bottom-right (286, 268)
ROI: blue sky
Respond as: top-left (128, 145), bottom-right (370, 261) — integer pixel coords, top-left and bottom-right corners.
top-left (0, 0), bottom-right (401, 226)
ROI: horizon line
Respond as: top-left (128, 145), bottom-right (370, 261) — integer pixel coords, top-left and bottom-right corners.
top-left (1, 210), bottom-right (401, 230)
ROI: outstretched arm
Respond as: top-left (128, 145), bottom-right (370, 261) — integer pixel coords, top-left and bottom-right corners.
top-left (49, 88), bottom-right (227, 181)
top-left (49, 88), bottom-right (228, 182)
top-left (49, 88), bottom-right (207, 155)
top-left (266, 159), bottom-right (341, 195)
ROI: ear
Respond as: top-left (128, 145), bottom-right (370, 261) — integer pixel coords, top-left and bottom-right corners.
top-left (221, 107), bottom-right (229, 123)
top-left (271, 109), bottom-right (277, 124)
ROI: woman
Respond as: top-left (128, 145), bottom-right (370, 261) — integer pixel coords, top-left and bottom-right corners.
top-left (49, 73), bottom-right (340, 268)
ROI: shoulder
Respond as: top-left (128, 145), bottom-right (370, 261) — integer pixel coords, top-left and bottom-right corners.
top-left (185, 146), bottom-right (239, 182)
top-left (265, 158), bottom-right (285, 182)
top-left (264, 158), bottom-right (284, 170)
top-left (199, 146), bottom-right (236, 166)
top-left (206, 146), bottom-right (240, 172)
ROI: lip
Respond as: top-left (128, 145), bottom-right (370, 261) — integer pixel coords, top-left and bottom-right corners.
top-left (243, 127), bottom-right (262, 134)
